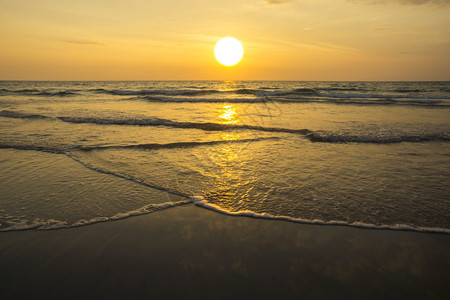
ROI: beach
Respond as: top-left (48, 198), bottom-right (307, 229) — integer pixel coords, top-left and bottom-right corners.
top-left (2, 0), bottom-right (450, 298)
top-left (0, 80), bottom-right (449, 299)
top-left (1, 204), bottom-right (449, 299)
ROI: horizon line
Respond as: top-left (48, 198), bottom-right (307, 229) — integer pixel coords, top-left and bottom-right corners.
top-left (1, 79), bottom-right (449, 82)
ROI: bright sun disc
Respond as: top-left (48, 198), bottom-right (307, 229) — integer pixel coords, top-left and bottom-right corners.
top-left (215, 37), bottom-right (243, 67)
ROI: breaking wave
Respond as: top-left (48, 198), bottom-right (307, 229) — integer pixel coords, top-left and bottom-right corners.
top-left (1, 110), bottom-right (448, 144)
top-left (307, 131), bottom-right (450, 143)
top-left (77, 137), bottom-right (280, 151)
top-left (138, 95), bottom-right (447, 106)
top-left (0, 138), bottom-right (279, 153)
top-left (90, 88), bottom-right (221, 96)
top-left (0, 110), bottom-right (52, 119)
top-left (0, 89), bottom-right (79, 96)
top-left (1, 85), bottom-right (448, 107)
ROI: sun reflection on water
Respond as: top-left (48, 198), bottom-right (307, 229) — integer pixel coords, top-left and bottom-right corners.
top-left (220, 132), bottom-right (239, 141)
top-left (199, 131), bottom-right (257, 211)
top-left (218, 104), bottom-right (238, 124)
top-left (191, 101), bottom-right (263, 210)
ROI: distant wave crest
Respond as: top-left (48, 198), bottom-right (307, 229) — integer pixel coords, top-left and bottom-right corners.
top-left (307, 131), bottom-right (450, 143)
top-left (0, 89), bottom-right (79, 96)
top-left (0, 110), bottom-right (52, 119)
top-left (1, 110), bottom-right (448, 144)
top-left (90, 88), bottom-right (221, 96)
top-left (1, 86), bottom-right (449, 106)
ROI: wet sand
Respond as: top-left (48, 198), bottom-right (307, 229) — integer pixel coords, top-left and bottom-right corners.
top-left (0, 204), bottom-right (449, 300)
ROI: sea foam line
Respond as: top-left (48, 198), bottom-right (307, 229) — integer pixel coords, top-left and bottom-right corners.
top-left (0, 110), bottom-right (450, 147)
top-left (2, 148), bottom-right (449, 234)
top-left (0, 200), bottom-right (191, 232)
top-left (3, 193), bottom-right (449, 233)
top-left (0, 149), bottom-right (194, 232)
top-left (1, 109), bottom-right (449, 144)
top-left (77, 137), bottom-right (280, 151)
top-left (190, 196), bottom-right (450, 234)
top-left (3, 141), bottom-right (449, 234)
top-left (0, 136), bottom-right (279, 154)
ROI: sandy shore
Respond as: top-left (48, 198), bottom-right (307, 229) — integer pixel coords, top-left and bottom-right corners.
top-left (0, 204), bottom-right (449, 300)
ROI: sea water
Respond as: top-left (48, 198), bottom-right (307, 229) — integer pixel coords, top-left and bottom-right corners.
top-left (0, 81), bottom-right (449, 232)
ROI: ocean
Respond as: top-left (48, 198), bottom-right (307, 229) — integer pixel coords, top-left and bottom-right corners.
top-left (0, 81), bottom-right (449, 233)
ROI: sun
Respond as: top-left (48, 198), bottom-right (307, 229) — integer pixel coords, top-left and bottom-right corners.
top-left (215, 37), bottom-right (244, 67)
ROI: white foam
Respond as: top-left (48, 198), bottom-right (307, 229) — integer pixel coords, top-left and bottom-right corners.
top-left (319, 91), bottom-right (450, 100)
top-left (190, 196), bottom-right (450, 234)
top-left (2, 196), bottom-right (449, 234)
top-left (141, 96), bottom-right (263, 103)
top-left (0, 200), bottom-right (191, 232)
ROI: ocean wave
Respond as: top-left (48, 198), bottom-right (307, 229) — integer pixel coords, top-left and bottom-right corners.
top-left (0, 144), bottom-right (65, 153)
top-left (0, 88), bottom-right (39, 94)
top-left (1, 149), bottom-right (449, 233)
top-left (292, 88), bottom-right (318, 94)
top-left (1, 110), bottom-right (448, 144)
top-left (92, 87), bottom-right (317, 98)
top-left (319, 91), bottom-right (450, 100)
top-left (37, 91), bottom-right (79, 96)
top-left (55, 116), bottom-right (450, 144)
top-left (91, 88), bottom-right (221, 96)
top-left (280, 96), bottom-right (447, 106)
top-left (231, 88), bottom-right (315, 96)
top-left (234, 88), bottom-right (259, 95)
top-left (0, 110), bottom-right (52, 119)
top-left (0, 138), bottom-right (280, 157)
top-left (393, 89), bottom-right (426, 93)
top-left (307, 132), bottom-right (450, 143)
top-left (259, 86), bottom-right (280, 90)
top-left (2, 85), bottom-right (448, 106)
top-left (65, 152), bottom-right (191, 198)
top-left (88, 87), bottom-right (450, 102)
top-left (140, 96), bottom-right (262, 103)
top-left (78, 137), bottom-right (280, 151)
top-left (0, 89), bottom-right (79, 96)
top-left (5, 137), bottom-right (277, 153)
top-left (57, 115), bottom-right (314, 135)
top-left (317, 87), bottom-right (360, 91)
top-left (136, 95), bottom-right (448, 107)
top-left (2, 192), bottom-right (449, 233)
top-left (191, 196), bottom-right (450, 234)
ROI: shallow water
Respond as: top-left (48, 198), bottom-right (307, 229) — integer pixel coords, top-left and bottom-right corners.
top-left (0, 81), bottom-right (449, 232)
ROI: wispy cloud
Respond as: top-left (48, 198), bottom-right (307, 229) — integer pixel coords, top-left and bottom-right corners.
top-left (65, 40), bottom-right (104, 46)
top-left (265, 0), bottom-right (293, 5)
top-left (394, 0), bottom-right (449, 5)
top-left (349, 0), bottom-right (449, 6)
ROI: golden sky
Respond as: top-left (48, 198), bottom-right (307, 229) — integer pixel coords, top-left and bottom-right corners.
top-left (1, 0), bottom-right (449, 80)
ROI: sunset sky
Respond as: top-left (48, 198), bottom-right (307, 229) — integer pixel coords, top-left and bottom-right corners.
top-left (1, 0), bottom-right (449, 81)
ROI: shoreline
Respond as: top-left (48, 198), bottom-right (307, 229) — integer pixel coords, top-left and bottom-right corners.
top-left (1, 147), bottom-right (448, 235)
